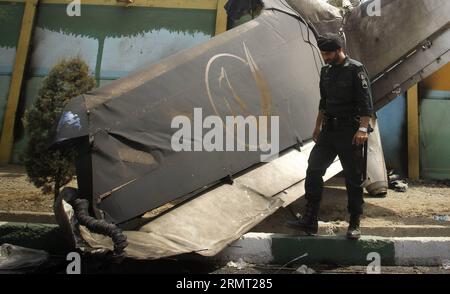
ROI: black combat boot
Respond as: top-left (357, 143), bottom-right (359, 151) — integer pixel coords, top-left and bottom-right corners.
top-left (347, 214), bottom-right (361, 240)
top-left (286, 203), bottom-right (319, 236)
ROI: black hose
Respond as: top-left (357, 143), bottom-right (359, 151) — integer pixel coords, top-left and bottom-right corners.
top-left (71, 198), bottom-right (128, 257)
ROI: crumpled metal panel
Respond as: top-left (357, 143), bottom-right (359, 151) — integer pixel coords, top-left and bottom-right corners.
top-left (287, 0), bottom-right (450, 109)
top-left (344, 0), bottom-right (450, 79)
top-left (286, 0), bottom-right (342, 34)
top-left (371, 30), bottom-right (450, 110)
top-left (52, 0), bottom-right (449, 259)
top-left (54, 0), bottom-right (323, 224)
top-left (54, 142), bottom-right (343, 260)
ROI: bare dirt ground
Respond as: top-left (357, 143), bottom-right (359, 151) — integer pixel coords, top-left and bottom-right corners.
top-left (254, 176), bottom-right (450, 232)
top-left (0, 165), bottom-right (78, 212)
top-left (1, 165), bottom-right (449, 230)
top-left (0, 165), bottom-right (53, 212)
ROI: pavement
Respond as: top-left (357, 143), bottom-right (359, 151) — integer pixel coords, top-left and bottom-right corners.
top-left (2, 210), bottom-right (450, 237)
top-left (0, 222), bottom-right (70, 255)
top-left (216, 233), bottom-right (450, 267)
top-left (1, 222), bottom-right (450, 269)
top-left (0, 210), bottom-right (56, 224)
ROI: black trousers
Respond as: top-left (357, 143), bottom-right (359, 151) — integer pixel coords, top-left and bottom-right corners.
top-left (305, 120), bottom-right (364, 215)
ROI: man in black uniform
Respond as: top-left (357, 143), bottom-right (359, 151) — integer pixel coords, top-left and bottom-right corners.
top-left (287, 33), bottom-right (374, 240)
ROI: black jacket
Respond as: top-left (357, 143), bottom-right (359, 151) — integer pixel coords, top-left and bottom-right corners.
top-left (319, 57), bottom-right (374, 117)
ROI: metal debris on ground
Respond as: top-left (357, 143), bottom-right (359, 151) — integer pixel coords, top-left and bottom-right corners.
top-left (442, 260), bottom-right (450, 270)
top-left (226, 258), bottom-right (251, 270)
top-left (49, 0), bottom-right (449, 261)
top-left (0, 244), bottom-right (49, 271)
top-left (389, 180), bottom-right (408, 192)
top-left (295, 265), bottom-right (316, 274)
top-left (388, 170), bottom-right (409, 192)
top-left (433, 215), bottom-right (450, 222)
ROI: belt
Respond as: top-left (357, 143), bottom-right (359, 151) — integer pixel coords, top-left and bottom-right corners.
top-left (325, 116), bottom-right (357, 122)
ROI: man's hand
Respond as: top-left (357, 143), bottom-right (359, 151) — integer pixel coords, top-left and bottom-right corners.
top-left (313, 127), bottom-right (321, 143)
top-left (353, 131), bottom-right (368, 146)
top-left (313, 111), bottom-right (324, 143)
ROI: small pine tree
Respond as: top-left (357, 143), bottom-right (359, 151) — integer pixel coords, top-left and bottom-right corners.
top-left (22, 57), bottom-right (95, 199)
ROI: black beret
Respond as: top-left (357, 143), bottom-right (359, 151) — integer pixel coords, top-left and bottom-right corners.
top-left (317, 33), bottom-right (344, 52)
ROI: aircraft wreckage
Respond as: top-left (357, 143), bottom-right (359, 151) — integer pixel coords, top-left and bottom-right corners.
top-left (52, 0), bottom-right (450, 260)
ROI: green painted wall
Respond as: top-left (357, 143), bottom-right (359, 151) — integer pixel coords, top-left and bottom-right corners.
top-left (0, 3), bottom-right (217, 163)
top-left (420, 92), bottom-right (450, 180)
top-left (0, 2), bottom-right (24, 135)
